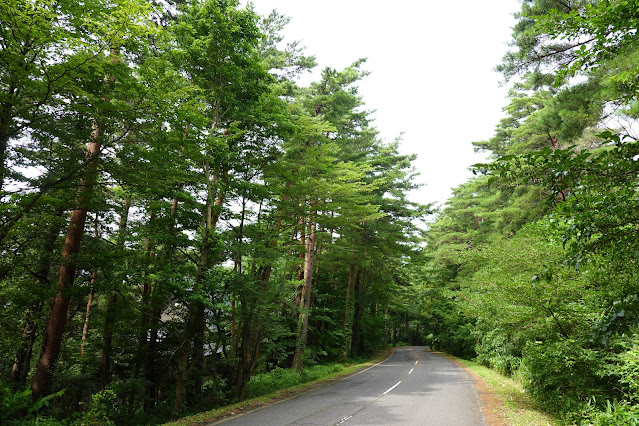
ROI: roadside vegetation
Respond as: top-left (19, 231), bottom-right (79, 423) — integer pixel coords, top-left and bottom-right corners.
top-left (421, 1), bottom-right (639, 424)
top-left (451, 356), bottom-right (556, 426)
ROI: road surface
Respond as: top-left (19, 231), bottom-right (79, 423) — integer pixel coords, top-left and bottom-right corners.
top-left (212, 346), bottom-right (486, 425)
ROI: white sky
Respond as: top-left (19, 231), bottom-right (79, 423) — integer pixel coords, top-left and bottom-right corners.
top-left (249, 1), bottom-right (521, 207)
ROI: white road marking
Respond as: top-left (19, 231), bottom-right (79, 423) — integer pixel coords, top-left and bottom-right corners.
top-left (383, 381), bottom-right (402, 395)
top-left (336, 415), bottom-right (353, 425)
top-left (415, 360), bottom-right (418, 365)
top-left (408, 368), bottom-right (414, 375)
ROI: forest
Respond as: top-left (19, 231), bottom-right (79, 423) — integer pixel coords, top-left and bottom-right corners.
top-left (1, 0), bottom-right (638, 425)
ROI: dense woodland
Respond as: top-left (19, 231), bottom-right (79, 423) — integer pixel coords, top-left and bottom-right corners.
top-left (2, 0), bottom-right (639, 425)
top-left (0, 0), bottom-right (427, 423)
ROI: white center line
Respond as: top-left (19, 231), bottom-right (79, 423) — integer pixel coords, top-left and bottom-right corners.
top-left (383, 381), bottom-right (402, 395)
top-left (408, 368), bottom-right (414, 375)
top-left (415, 360), bottom-right (418, 365)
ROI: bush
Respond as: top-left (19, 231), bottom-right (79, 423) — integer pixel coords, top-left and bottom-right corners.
top-left (577, 399), bottom-right (639, 426)
top-left (75, 390), bottom-right (117, 426)
top-left (474, 328), bottom-right (521, 375)
top-left (0, 381), bottom-right (64, 425)
top-left (243, 364), bottom-right (344, 400)
top-left (521, 340), bottom-right (606, 413)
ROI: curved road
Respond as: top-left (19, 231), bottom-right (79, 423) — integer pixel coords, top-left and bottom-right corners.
top-left (213, 346), bottom-right (486, 425)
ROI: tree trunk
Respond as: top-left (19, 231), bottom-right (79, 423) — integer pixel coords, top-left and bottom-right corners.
top-left (135, 211), bottom-right (156, 379)
top-left (144, 195), bottom-right (179, 411)
top-left (31, 124), bottom-right (102, 398)
top-left (0, 97), bottom-right (15, 193)
top-left (10, 213), bottom-right (61, 386)
top-left (80, 216), bottom-right (99, 357)
top-left (292, 210), bottom-right (316, 371)
top-left (80, 285), bottom-right (95, 357)
top-left (10, 302), bottom-right (43, 386)
top-left (351, 270), bottom-right (363, 356)
top-left (338, 262), bottom-right (356, 362)
top-left (174, 158), bottom-right (223, 414)
top-left (99, 196), bottom-right (129, 390)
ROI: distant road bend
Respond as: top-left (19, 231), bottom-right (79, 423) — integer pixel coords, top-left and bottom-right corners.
top-left (213, 346), bottom-right (486, 425)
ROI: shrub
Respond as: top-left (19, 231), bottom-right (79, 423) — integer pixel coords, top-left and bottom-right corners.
top-left (243, 364), bottom-right (344, 399)
top-left (0, 381), bottom-right (64, 425)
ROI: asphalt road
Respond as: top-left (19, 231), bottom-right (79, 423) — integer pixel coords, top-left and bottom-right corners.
top-left (212, 346), bottom-right (486, 425)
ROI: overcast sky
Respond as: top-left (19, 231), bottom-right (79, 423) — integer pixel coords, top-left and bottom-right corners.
top-left (248, 1), bottom-right (521, 207)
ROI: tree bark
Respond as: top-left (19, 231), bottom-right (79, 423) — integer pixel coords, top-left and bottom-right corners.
top-left (31, 123), bottom-right (102, 398)
top-left (292, 209), bottom-right (316, 371)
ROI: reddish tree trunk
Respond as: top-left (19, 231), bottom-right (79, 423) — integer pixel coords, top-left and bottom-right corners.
top-left (31, 129), bottom-right (102, 398)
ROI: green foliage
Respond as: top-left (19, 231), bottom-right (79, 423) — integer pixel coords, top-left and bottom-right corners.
top-left (75, 390), bottom-right (118, 426)
top-left (243, 364), bottom-right (344, 399)
top-left (0, 382), bottom-right (64, 425)
top-left (578, 399), bottom-right (639, 426)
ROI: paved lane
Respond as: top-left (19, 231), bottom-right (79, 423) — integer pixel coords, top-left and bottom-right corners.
top-left (212, 347), bottom-right (485, 426)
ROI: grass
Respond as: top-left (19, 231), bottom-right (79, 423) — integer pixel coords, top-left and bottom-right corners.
top-left (165, 349), bottom-right (393, 425)
top-left (446, 355), bottom-right (557, 426)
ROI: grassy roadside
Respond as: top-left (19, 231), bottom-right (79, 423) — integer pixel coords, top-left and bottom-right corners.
top-left (442, 354), bottom-right (557, 426)
top-left (165, 348), bottom-right (394, 426)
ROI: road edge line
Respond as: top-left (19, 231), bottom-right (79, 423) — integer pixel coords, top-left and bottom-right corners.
top-left (204, 348), bottom-right (397, 425)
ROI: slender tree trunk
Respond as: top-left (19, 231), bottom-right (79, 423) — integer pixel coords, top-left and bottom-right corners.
top-left (292, 209), bottom-right (317, 371)
top-left (338, 262), bottom-right (356, 362)
top-left (232, 310), bottom-right (262, 399)
top-left (99, 196), bottom-right (129, 390)
top-left (10, 213), bottom-right (61, 386)
top-left (0, 97), bottom-right (15, 194)
top-left (262, 181), bottom-right (291, 283)
top-left (80, 219), bottom-right (99, 358)
top-left (31, 124), bottom-right (102, 398)
top-left (229, 186), bottom-right (291, 398)
top-left (80, 286), bottom-right (95, 357)
top-left (135, 211), bottom-right (156, 379)
top-left (297, 222), bottom-right (306, 281)
top-left (143, 195), bottom-right (179, 411)
top-left (351, 270), bottom-right (363, 356)
top-left (174, 158), bottom-right (223, 414)
top-left (10, 302), bottom-right (43, 386)
top-left (404, 311), bottom-right (409, 339)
